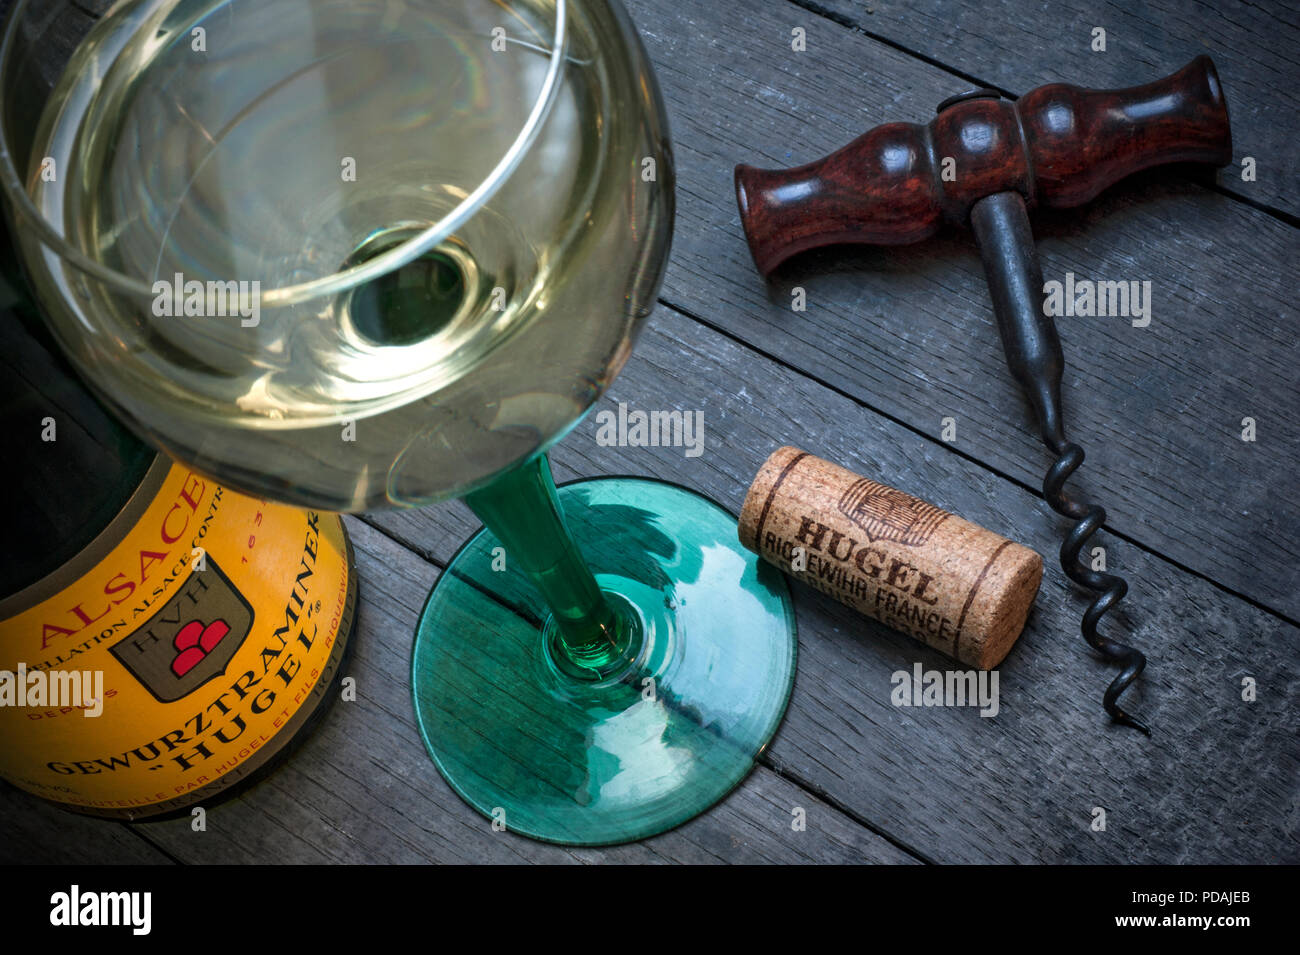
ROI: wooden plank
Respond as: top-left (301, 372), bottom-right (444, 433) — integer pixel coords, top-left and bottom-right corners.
top-left (791, 0), bottom-right (1299, 219)
top-left (366, 306), bottom-right (1298, 864)
top-left (626, 0), bottom-right (1300, 618)
top-left (102, 520), bottom-right (914, 864)
top-left (0, 782), bottom-right (174, 864)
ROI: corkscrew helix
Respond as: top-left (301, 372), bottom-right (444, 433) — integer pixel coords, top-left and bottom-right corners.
top-left (733, 57), bottom-right (1233, 733)
top-left (1044, 442), bottom-right (1146, 732)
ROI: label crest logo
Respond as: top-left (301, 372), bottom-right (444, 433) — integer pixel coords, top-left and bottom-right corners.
top-left (110, 558), bottom-right (253, 703)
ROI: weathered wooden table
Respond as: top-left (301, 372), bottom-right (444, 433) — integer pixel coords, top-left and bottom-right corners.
top-left (6, 0), bottom-right (1297, 864)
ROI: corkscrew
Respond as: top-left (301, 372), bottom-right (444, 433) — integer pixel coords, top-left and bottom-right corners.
top-left (734, 57), bottom-right (1233, 733)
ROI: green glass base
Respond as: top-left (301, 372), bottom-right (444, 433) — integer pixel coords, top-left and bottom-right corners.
top-left (411, 477), bottom-right (797, 846)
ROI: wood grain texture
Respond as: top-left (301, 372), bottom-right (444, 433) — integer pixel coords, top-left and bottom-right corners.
top-left (788, 0), bottom-right (1299, 218)
top-left (0, 782), bottom-right (174, 864)
top-left (368, 307), bottom-right (1298, 864)
top-left (91, 520), bottom-right (912, 865)
top-left (627, 0), bottom-right (1300, 618)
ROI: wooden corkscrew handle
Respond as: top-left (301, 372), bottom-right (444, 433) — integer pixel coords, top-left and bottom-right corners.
top-left (735, 56), bottom-right (1232, 274)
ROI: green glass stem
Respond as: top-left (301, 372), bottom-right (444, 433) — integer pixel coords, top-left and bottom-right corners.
top-left (464, 454), bottom-right (638, 678)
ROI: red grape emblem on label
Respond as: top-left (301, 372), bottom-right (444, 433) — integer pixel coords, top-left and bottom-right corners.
top-left (171, 619), bottom-right (232, 677)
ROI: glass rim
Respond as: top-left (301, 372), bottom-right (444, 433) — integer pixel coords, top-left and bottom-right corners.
top-left (0, 0), bottom-right (569, 308)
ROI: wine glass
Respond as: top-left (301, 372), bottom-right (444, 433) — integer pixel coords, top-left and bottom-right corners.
top-left (0, 0), bottom-right (796, 845)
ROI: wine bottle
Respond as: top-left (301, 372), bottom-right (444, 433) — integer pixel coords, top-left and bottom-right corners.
top-left (0, 227), bottom-right (359, 820)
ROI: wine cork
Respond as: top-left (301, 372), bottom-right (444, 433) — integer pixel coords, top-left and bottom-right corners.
top-left (740, 447), bottom-right (1042, 669)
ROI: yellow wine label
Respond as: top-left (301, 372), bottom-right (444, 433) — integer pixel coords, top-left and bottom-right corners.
top-left (0, 459), bottom-right (356, 819)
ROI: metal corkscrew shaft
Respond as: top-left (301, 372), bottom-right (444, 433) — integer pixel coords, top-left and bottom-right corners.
top-left (970, 192), bottom-right (1149, 734)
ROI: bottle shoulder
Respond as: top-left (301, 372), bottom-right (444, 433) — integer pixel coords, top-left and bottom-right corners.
top-left (0, 238), bottom-right (155, 598)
